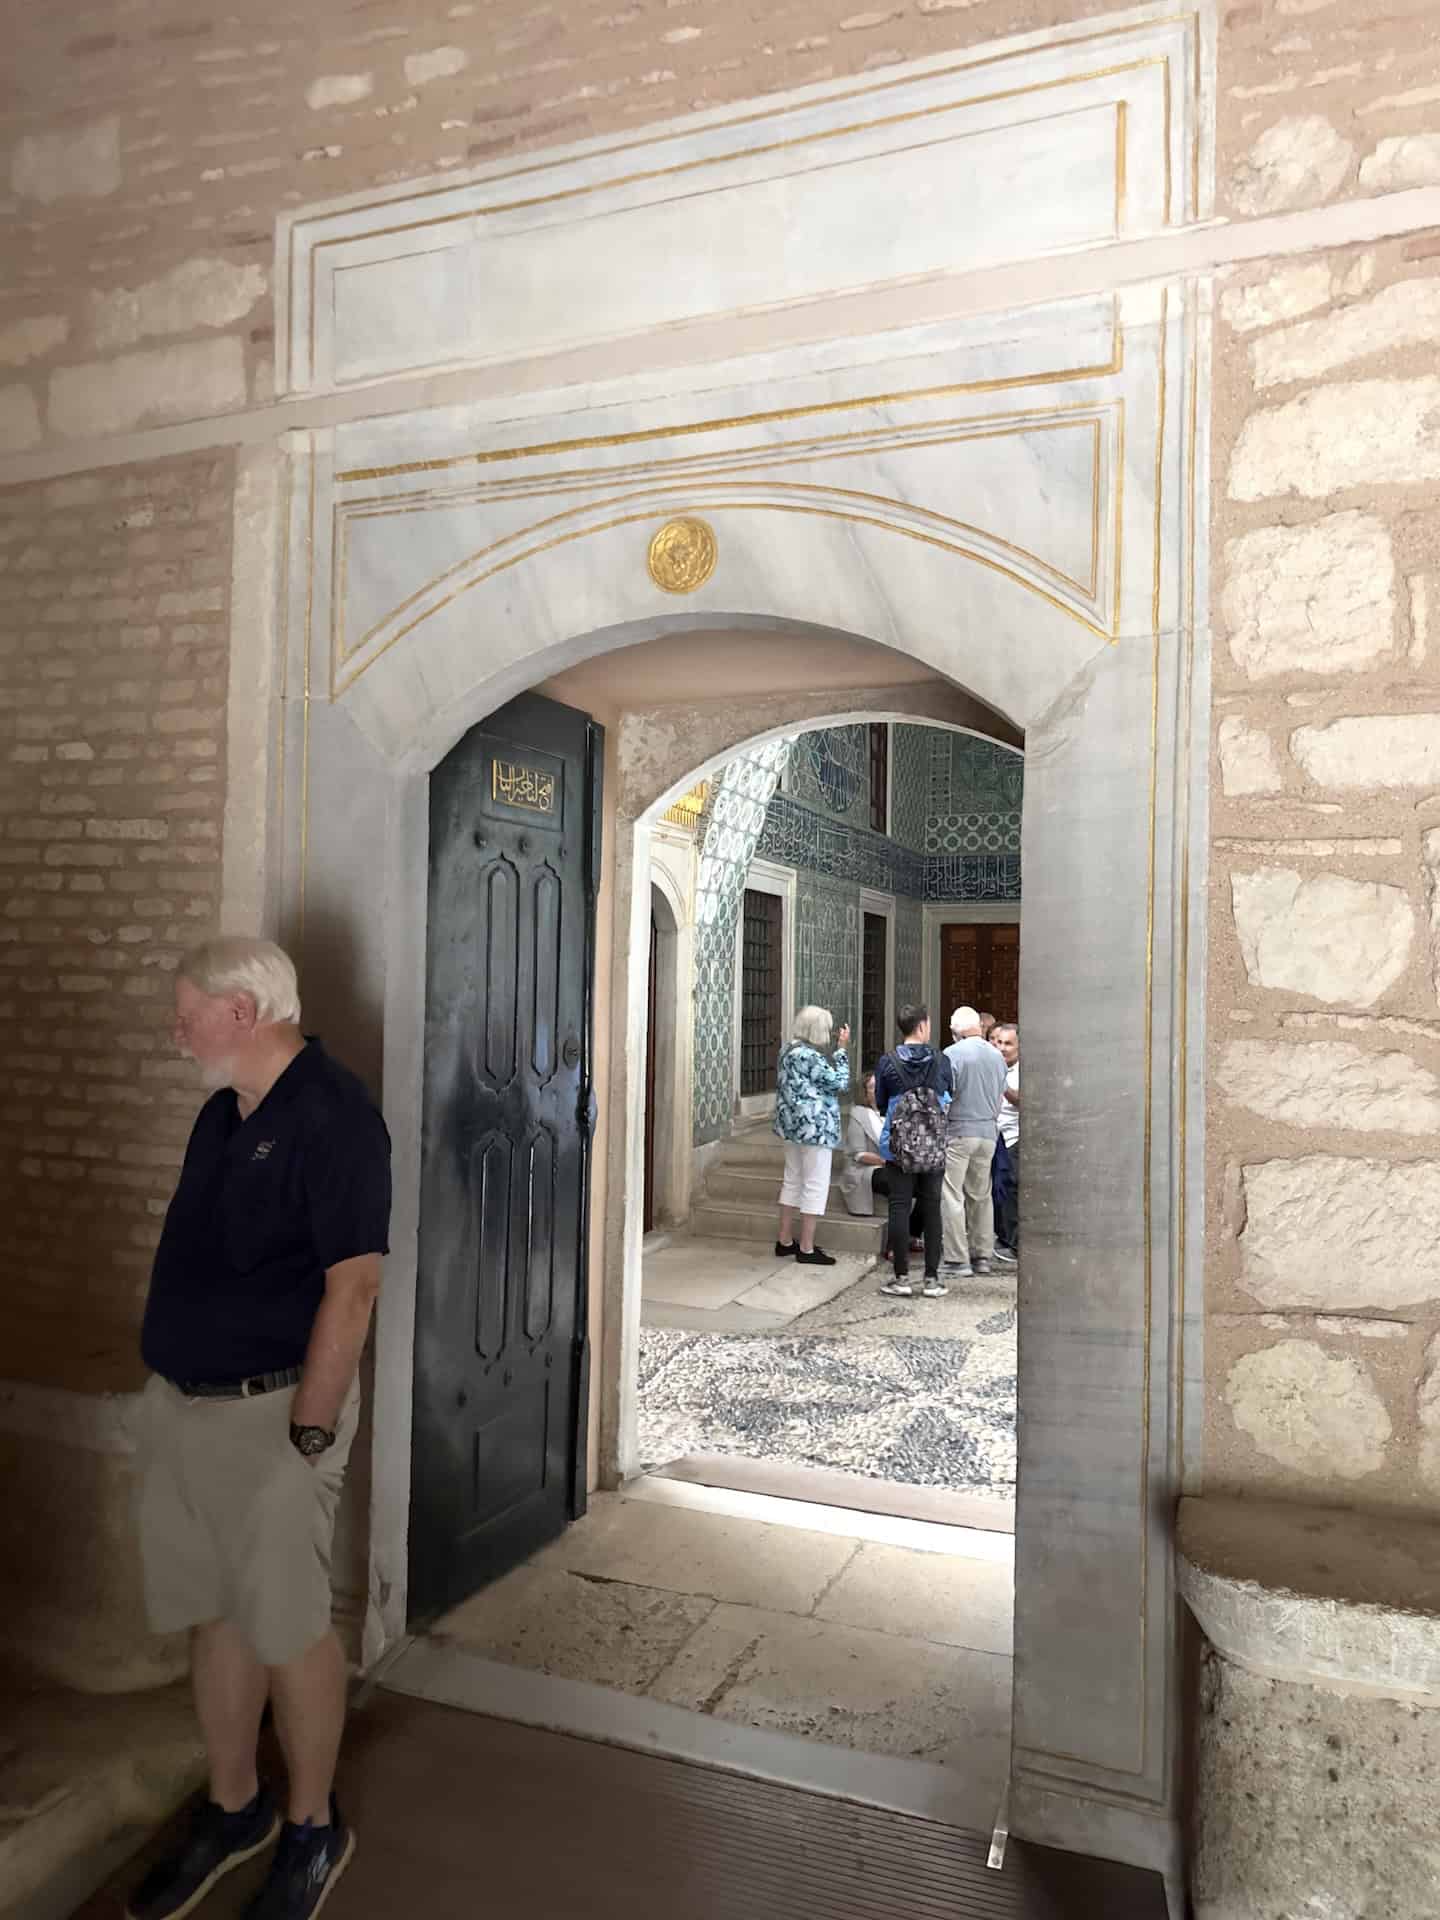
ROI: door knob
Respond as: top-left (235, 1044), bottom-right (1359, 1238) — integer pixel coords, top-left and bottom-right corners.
top-left (563, 1036), bottom-right (581, 1067)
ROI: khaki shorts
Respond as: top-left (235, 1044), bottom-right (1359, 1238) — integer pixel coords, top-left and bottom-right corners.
top-left (136, 1373), bottom-right (359, 1666)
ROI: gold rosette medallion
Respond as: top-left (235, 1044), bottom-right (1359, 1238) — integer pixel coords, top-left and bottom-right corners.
top-left (647, 516), bottom-right (718, 594)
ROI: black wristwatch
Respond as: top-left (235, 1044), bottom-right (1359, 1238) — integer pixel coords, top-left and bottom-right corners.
top-left (290, 1421), bottom-right (336, 1459)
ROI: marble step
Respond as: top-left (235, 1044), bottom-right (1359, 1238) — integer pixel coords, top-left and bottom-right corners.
top-left (687, 1199), bottom-right (885, 1253)
top-left (704, 1163), bottom-right (850, 1207)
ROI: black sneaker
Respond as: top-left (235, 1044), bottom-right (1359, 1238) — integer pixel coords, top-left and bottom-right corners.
top-left (126, 1789), bottom-right (279, 1920)
top-left (244, 1798), bottom-right (355, 1920)
top-left (796, 1246), bottom-right (837, 1266)
top-left (775, 1240), bottom-right (798, 1257)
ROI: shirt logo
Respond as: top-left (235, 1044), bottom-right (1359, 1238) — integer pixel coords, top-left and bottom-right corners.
top-left (251, 1140), bottom-right (276, 1161)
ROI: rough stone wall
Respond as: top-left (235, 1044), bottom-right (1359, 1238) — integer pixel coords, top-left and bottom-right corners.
top-left (5, 0), bottom-right (1440, 451)
top-left (1206, 232), bottom-right (1440, 1512)
top-left (0, 454), bottom-right (232, 1385)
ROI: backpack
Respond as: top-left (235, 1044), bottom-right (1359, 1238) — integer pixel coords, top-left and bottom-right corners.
top-left (888, 1085), bottom-right (948, 1173)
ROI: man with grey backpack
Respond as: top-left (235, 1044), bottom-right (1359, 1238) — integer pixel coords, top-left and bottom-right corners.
top-left (873, 1004), bottom-right (953, 1299)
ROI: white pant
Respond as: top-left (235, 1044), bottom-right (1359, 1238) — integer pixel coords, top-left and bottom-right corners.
top-left (779, 1143), bottom-right (832, 1214)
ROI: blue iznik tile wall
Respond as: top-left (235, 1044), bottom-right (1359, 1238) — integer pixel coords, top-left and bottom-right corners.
top-left (689, 723), bottom-right (1022, 1143)
top-left (690, 736), bottom-right (793, 1146)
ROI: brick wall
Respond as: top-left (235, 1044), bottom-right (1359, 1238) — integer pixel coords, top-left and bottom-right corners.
top-left (0, 453), bottom-right (232, 1388)
top-left (5, 0), bottom-right (1440, 454)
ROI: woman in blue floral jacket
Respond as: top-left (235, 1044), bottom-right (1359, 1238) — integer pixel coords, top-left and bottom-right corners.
top-left (772, 1005), bottom-right (850, 1266)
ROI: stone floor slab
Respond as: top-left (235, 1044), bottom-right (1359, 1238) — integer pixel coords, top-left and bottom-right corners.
top-left (432, 1564), bottom-right (714, 1691)
top-left (641, 1243), bottom-right (794, 1311)
top-left (530, 1493), bottom-right (856, 1613)
top-left (734, 1254), bottom-right (870, 1318)
top-left (646, 1601), bottom-right (1013, 1776)
top-left (815, 1541), bottom-right (1014, 1656)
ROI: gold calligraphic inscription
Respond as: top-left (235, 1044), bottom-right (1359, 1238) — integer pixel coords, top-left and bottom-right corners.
top-left (647, 516), bottom-right (717, 595)
top-left (492, 759), bottom-right (557, 814)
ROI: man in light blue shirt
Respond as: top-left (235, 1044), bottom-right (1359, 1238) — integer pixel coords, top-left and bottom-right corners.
top-left (941, 1005), bottom-right (1008, 1277)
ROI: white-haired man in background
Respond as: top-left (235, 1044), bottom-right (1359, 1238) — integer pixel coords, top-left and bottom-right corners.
top-left (127, 937), bottom-right (390, 1920)
top-left (940, 1004), bottom-right (1007, 1279)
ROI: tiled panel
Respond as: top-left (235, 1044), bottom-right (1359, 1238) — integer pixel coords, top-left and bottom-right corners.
top-left (890, 726), bottom-right (931, 852)
top-left (691, 737), bottom-right (792, 1144)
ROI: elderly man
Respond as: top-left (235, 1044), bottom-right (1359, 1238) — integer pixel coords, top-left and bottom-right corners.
top-left (127, 936), bottom-right (391, 1920)
top-left (941, 1004), bottom-right (1007, 1279)
top-left (990, 1023), bottom-right (1021, 1267)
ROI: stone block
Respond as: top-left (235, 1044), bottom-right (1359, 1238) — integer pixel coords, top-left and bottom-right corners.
top-left (1422, 828), bottom-right (1440, 1005)
top-left (1230, 868), bottom-right (1413, 1007)
top-left (1178, 1494), bottom-right (1440, 1693)
top-left (1219, 1038), bottom-right (1440, 1134)
top-left (305, 73), bottom-right (373, 109)
top-left (1231, 115), bottom-right (1354, 216)
top-left (1240, 1155), bottom-right (1440, 1309)
top-left (1217, 716), bottom-right (1283, 795)
top-left (1360, 133), bottom-right (1440, 192)
top-left (1193, 1651), bottom-right (1440, 1919)
top-left (1252, 278), bottom-right (1440, 390)
top-left (91, 257), bottom-right (268, 353)
top-left (406, 46), bottom-right (469, 84)
top-left (0, 312), bottom-right (69, 367)
top-left (1420, 1333), bottom-right (1440, 1495)
top-left (1220, 263), bottom-right (1332, 335)
top-left (1293, 712), bottom-right (1440, 790)
top-left (1230, 378), bottom-right (1440, 502)
top-left (1220, 513), bottom-right (1394, 678)
top-left (49, 338), bottom-right (246, 439)
top-left (10, 116), bottom-right (120, 203)
top-left (0, 380), bottom-right (42, 452)
top-left (1225, 1339), bottom-right (1391, 1478)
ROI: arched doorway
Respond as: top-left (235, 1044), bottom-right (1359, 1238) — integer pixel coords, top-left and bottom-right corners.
top-left (271, 17), bottom-right (1208, 1874)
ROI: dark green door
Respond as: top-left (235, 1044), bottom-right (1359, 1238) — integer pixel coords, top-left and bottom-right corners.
top-left (409, 692), bottom-right (602, 1627)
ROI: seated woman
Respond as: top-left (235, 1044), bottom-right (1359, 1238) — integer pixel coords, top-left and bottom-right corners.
top-left (841, 1072), bottom-right (922, 1258)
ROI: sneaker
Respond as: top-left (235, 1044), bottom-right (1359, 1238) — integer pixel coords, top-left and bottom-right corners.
top-left (921, 1276), bottom-right (949, 1298)
top-left (973, 1258), bottom-right (993, 1276)
top-left (127, 1789), bottom-right (279, 1920)
top-left (775, 1240), bottom-right (798, 1257)
top-left (879, 1277), bottom-right (916, 1297)
top-left (991, 1246), bottom-right (1018, 1269)
top-left (244, 1799), bottom-right (355, 1920)
top-left (942, 1260), bottom-right (973, 1277)
top-left (796, 1245), bottom-right (837, 1266)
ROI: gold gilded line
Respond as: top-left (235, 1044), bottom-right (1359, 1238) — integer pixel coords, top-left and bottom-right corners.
top-left (334, 500), bottom-right (1113, 698)
top-left (1137, 284), bottom-right (1169, 1775)
top-left (342, 470), bottom-right (1098, 662)
top-left (290, 16), bottom-right (1193, 360)
top-left (341, 395), bottom-right (1113, 509)
top-left (1113, 398), bottom-right (1126, 637)
top-left (1176, 300), bottom-right (1200, 1484)
top-left (1115, 99), bottom-right (1128, 234)
top-left (335, 322), bottom-right (1123, 483)
top-left (299, 454), bottom-right (315, 969)
top-left (306, 55), bottom-right (1163, 372)
top-left (274, 450), bottom-right (293, 922)
top-left (335, 427), bottom-right (1109, 670)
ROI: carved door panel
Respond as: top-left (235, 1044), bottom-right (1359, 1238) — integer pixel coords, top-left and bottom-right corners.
top-left (940, 923), bottom-right (1020, 1027)
top-left (409, 693), bottom-right (602, 1626)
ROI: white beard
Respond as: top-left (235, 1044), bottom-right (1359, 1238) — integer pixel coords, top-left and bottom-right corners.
top-left (197, 1056), bottom-right (238, 1092)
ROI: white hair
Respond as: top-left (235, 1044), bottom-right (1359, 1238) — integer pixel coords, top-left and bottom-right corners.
top-left (179, 936), bottom-right (301, 1026)
top-left (792, 1004), bottom-right (834, 1048)
top-left (950, 1004), bottom-right (981, 1037)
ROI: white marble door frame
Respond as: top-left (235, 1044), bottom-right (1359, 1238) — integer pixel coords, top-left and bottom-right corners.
top-left (270, 8), bottom-right (1212, 1884)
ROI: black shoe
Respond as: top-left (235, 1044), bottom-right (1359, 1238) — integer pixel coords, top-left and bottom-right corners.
top-left (796, 1246), bottom-right (837, 1265)
top-left (775, 1240), bottom-right (798, 1257)
top-left (126, 1789), bottom-right (279, 1920)
top-left (244, 1798), bottom-right (355, 1920)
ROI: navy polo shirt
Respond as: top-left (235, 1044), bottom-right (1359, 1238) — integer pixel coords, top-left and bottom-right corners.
top-left (141, 1039), bottom-right (392, 1385)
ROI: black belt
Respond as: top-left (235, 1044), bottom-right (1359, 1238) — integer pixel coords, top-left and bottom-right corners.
top-left (169, 1366), bottom-right (302, 1400)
